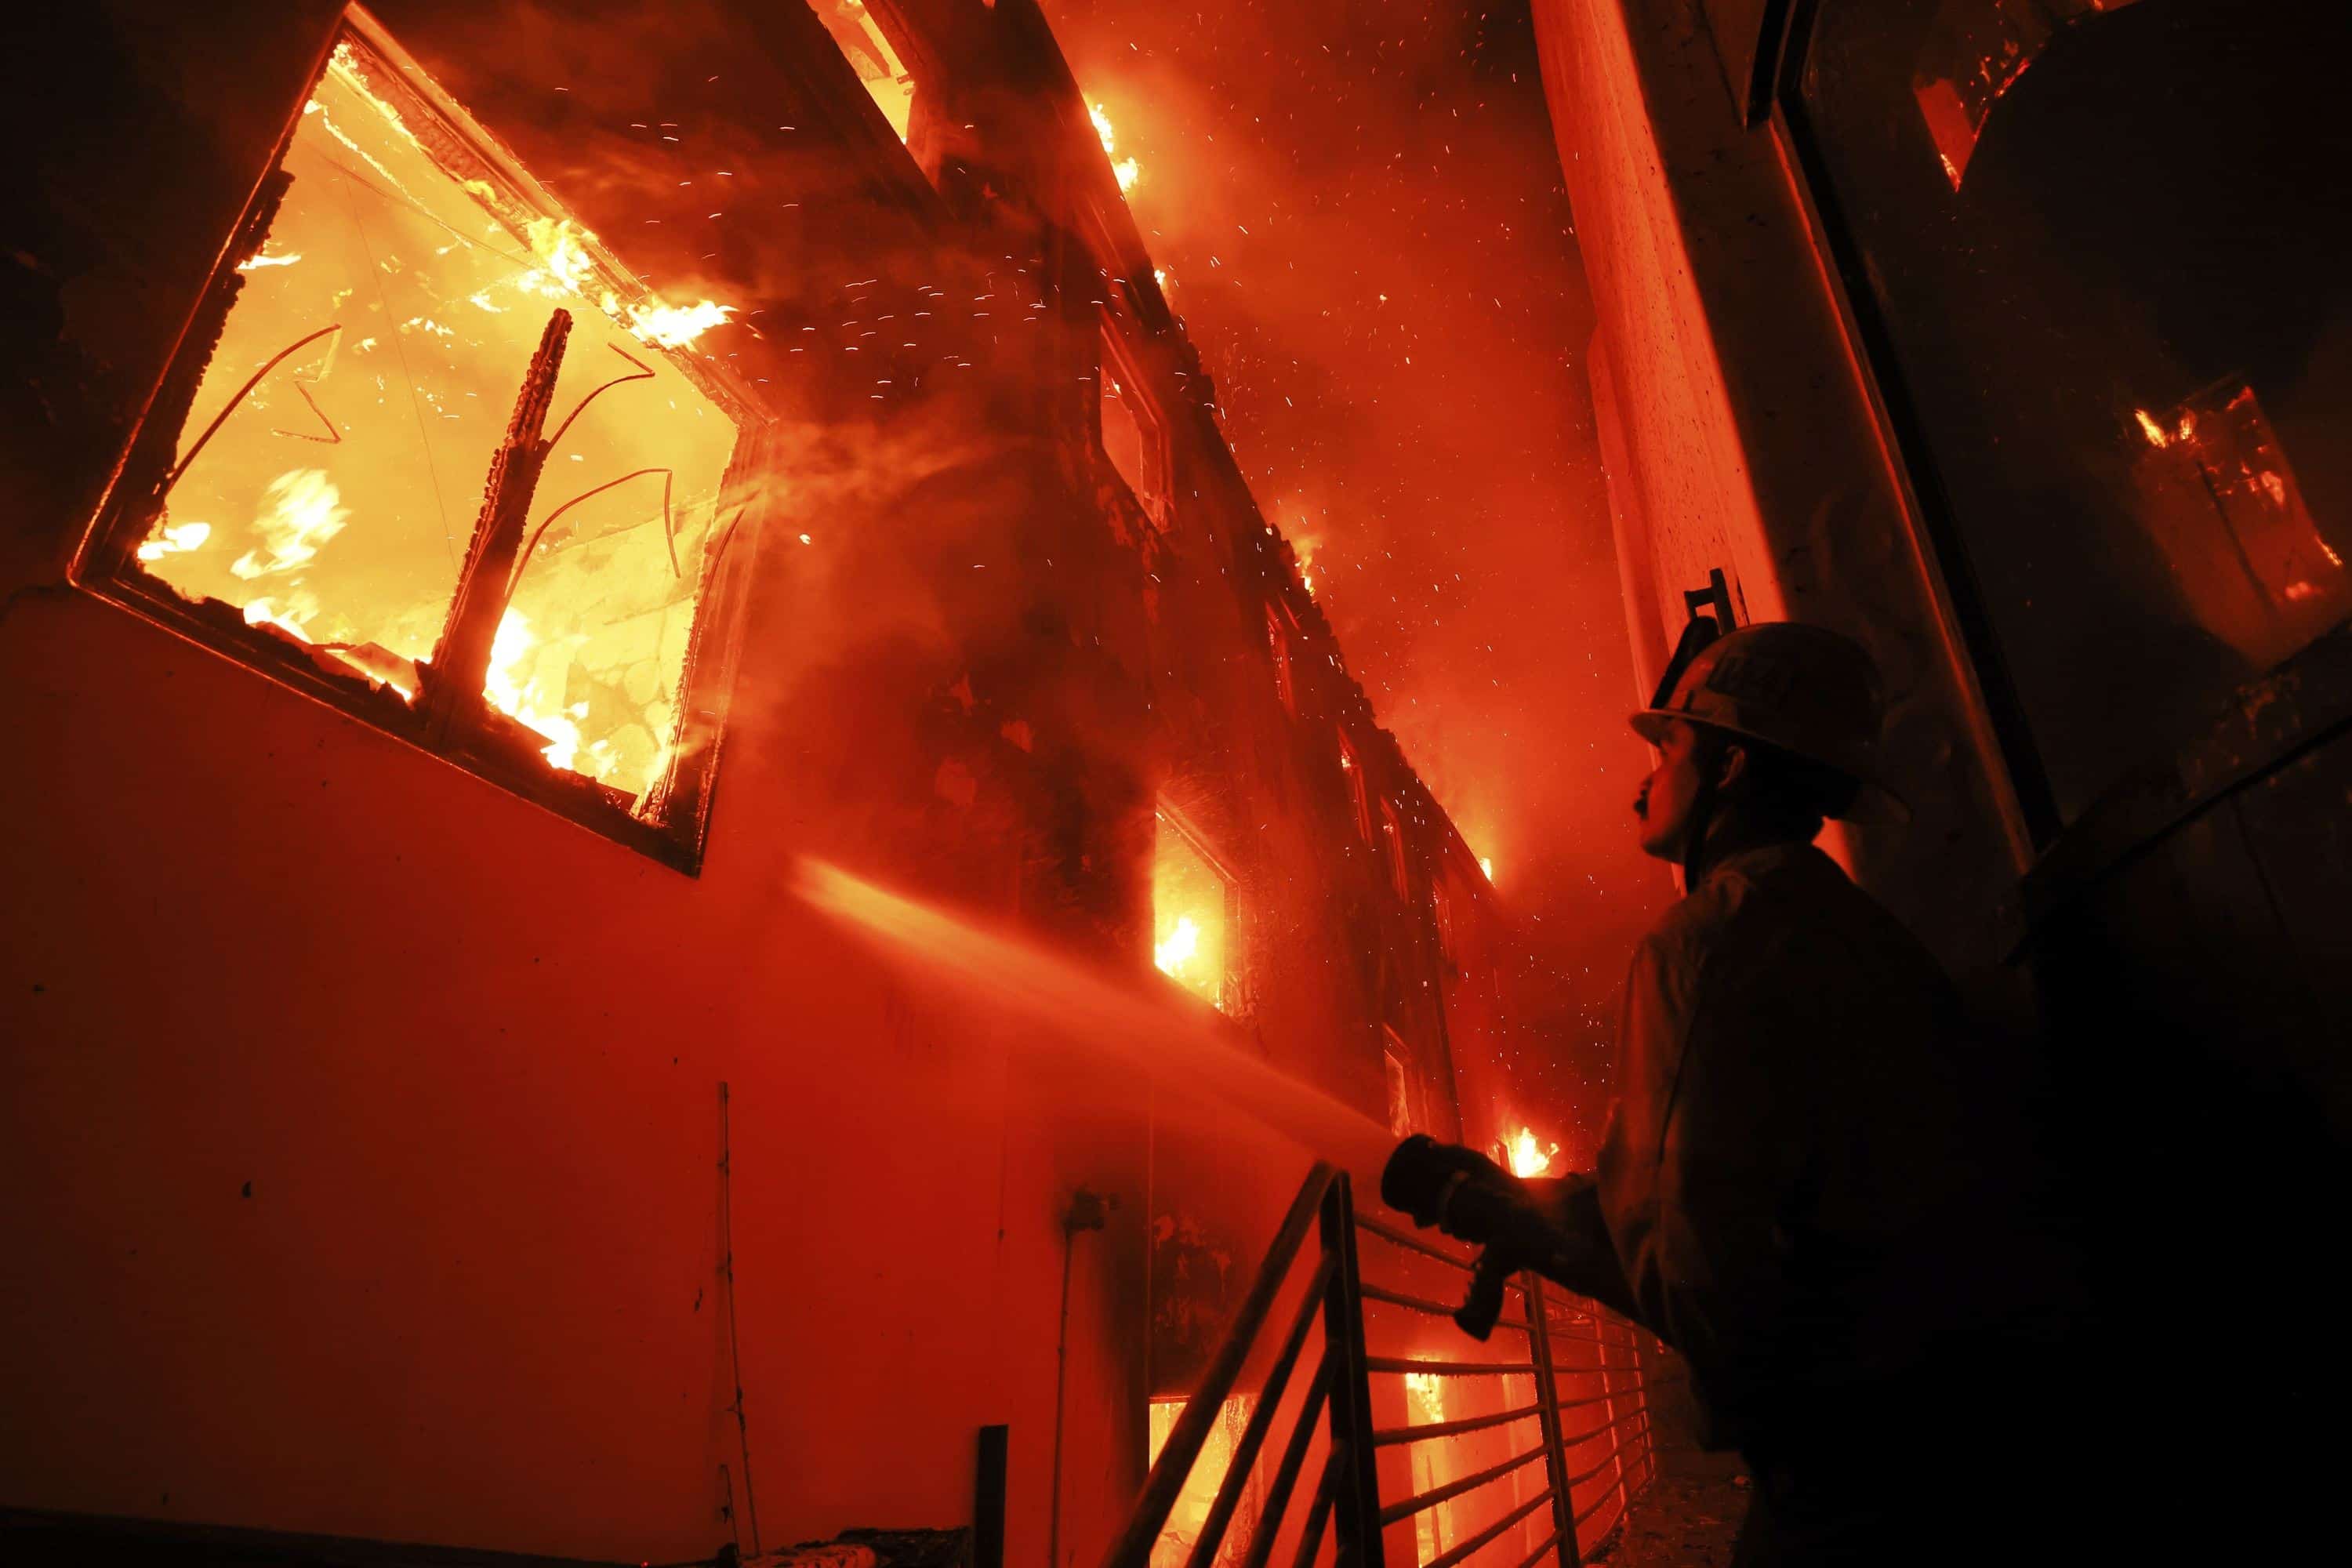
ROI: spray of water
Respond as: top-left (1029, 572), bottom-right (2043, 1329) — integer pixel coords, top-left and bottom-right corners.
top-left (796, 858), bottom-right (1398, 1182)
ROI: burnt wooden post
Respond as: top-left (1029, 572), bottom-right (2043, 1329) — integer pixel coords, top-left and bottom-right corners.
top-left (1319, 1174), bottom-right (1387, 1568)
top-left (1524, 1276), bottom-right (1583, 1567)
top-left (423, 307), bottom-right (572, 740)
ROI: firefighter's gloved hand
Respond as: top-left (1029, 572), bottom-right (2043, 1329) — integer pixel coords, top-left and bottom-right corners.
top-left (1381, 1134), bottom-right (1504, 1232)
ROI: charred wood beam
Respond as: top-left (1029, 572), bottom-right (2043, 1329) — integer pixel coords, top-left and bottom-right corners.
top-left (422, 307), bottom-right (571, 741)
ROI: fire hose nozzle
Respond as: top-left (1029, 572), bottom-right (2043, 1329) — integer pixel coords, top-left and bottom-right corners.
top-left (1381, 1134), bottom-right (1540, 1341)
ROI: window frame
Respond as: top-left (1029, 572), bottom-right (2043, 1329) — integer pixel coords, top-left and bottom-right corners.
top-left (1152, 800), bottom-right (1246, 1016)
top-left (1098, 310), bottom-right (1172, 521)
top-left (1335, 731), bottom-right (1374, 844)
top-left (1266, 601), bottom-right (1298, 715)
top-left (1381, 1025), bottom-right (1422, 1139)
top-left (67, 7), bottom-right (775, 875)
top-left (1378, 797), bottom-right (1411, 900)
top-left (1772, 0), bottom-right (2062, 848)
top-left (1776, 0), bottom-right (2352, 874)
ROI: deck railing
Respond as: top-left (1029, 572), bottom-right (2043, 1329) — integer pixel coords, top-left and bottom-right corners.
top-left (1103, 1164), bottom-right (1657, 1568)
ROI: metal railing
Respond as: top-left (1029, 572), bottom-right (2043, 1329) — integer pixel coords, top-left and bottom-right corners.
top-left (1104, 1164), bottom-right (1657, 1568)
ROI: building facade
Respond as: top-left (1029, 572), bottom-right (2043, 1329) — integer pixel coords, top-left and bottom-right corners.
top-left (0, 3), bottom-right (1533, 1563)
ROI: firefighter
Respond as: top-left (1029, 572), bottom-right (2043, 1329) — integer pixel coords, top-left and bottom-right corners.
top-left (1412, 623), bottom-right (2090, 1564)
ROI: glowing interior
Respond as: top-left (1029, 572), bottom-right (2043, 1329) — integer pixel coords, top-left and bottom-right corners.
top-left (819, 2), bottom-right (916, 143)
top-left (1102, 343), bottom-right (1156, 505)
top-left (1146, 1394), bottom-right (1257, 1568)
top-left (1153, 811), bottom-right (1232, 1011)
top-left (140, 36), bottom-right (742, 810)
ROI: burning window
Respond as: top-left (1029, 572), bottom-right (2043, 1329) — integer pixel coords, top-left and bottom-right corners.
top-left (1102, 325), bottom-right (1167, 515)
top-left (1154, 806), bottom-right (1236, 1012)
top-left (1146, 1394), bottom-right (1260, 1568)
top-left (1265, 604), bottom-right (1296, 715)
top-left (77, 16), bottom-right (764, 869)
top-left (1400, 1371), bottom-right (1455, 1561)
top-left (1430, 877), bottom-right (1457, 964)
top-left (815, 2), bottom-right (917, 143)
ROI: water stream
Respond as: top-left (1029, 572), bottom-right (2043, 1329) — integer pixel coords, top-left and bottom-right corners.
top-left (796, 857), bottom-right (1399, 1186)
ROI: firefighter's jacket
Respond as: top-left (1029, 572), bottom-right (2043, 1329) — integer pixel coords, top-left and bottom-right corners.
top-left (1529, 842), bottom-right (2079, 1454)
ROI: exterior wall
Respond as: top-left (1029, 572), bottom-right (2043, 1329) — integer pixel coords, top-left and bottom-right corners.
top-left (1, 2), bottom-right (1507, 1562)
top-left (1533, 0), bottom-right (2030, 971)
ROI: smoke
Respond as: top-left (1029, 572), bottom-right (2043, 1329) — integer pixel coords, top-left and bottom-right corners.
top-left (1043, 2), bottom-right (1671, 1139)
top-left (390, 0), bottom-right (1668, 1144)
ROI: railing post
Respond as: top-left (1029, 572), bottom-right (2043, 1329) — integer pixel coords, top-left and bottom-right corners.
top-left (1597, 1319), bottom-right (1627, 1536)
top-left (1319, 1174), bottom-right (1387, 1568)
top-left (1523, 1276), bottom-right (1581, 1567)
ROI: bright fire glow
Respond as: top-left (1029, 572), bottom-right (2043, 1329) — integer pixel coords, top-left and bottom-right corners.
top-left (1155, 812), bottom-right (1230, 1011)
top-left (132, 29), bottom-right (743, 815)
top-left (230, 469), bottom-right (348, 581)
top-left (1091, 103), bottom-right (1142, 194)
top-left (1478, 855), bottom-right (1494, 882)
top-left (1502, 1126), bottom-right (1558, 1178)
top-left (136, 520), bottom-right (212, 563)
top-left (1147, 1396), bottom-right (1252, 1568)
top-left (1293, 534), bottom-right (1319, 598)
top-left (1400, 1374), bottom-right (1453, 1562)
top-left (520, 216), bottom-right (735, 350)
top-left (1154, 915), bottom-right (1202, 977)
top-left (820, 1), bottom-right (915, 143)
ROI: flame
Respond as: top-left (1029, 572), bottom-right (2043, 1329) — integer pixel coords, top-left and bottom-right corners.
top-left (1479, 855), bottom-right (1494, 882)
top-left (136, 520), bottom-right (212, 562)
top-left (487, 609), bottom-right (588, 774)
top-left (622, 297), bottom-right (735, 349)
top-left (242, 589), bottom-right (323, 642)
top-left (1154, 915), bottom-right (1203, 978)
top-left (230, 470), bottom-right (349, 580)
top-left (132, 27), bottom-right (741, 819)
top-left (520, 216), bottom-right (597, 297)
top-left (2133, 408), bottom-right (2169, 447)
top-left (521, 217), bottom-right (735, 350)
top-left (1091, 103), bottom-right (1142, 194)
top-left (1502, 1126), bottom-right (1558, 1178)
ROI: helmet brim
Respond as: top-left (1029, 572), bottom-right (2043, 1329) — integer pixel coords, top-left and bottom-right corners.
top-left (1628, 709), bottom-right (1911, 826)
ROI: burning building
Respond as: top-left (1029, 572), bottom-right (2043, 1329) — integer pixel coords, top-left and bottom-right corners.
top-left (0, 3), bottom-right (1610, 1566)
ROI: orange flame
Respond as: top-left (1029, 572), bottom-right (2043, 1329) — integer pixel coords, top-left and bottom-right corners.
top-left (1154, 915), bottom-right (1203, 978)
top-left (520, 216), bottom-right (735, 350)
top-left (1503, 1126), bottom-right (1558, 1178)
top-left (1091, 103), bottom-right (1142, 194)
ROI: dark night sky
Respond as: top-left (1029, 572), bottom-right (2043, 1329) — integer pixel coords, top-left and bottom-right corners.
top-left (1041, 1), bottom-right (1671, 1150)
